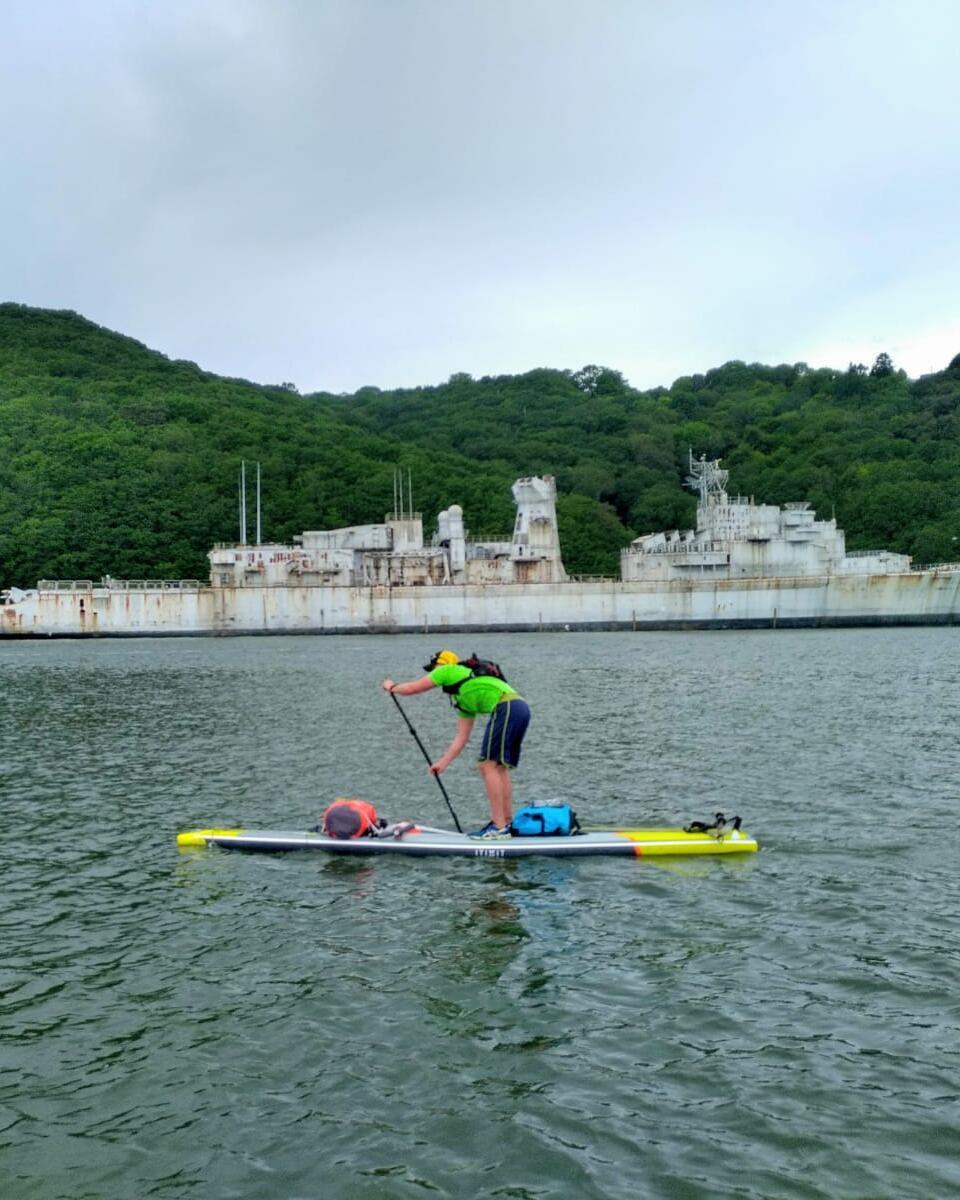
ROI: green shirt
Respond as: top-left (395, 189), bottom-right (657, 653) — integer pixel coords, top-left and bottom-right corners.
top-left (429, 664), bottom-right (520, 717)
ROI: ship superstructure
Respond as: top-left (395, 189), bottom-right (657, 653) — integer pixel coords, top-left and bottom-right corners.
top-left (208, 475), bottom-right (567, 590)
top-left (622, 453), bottom-right (910, 581)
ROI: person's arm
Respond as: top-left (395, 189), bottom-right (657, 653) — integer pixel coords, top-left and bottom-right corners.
top-left (430, 716), bottom-right (475, 774)
top-left (382, 675), bottom-right (436, 696)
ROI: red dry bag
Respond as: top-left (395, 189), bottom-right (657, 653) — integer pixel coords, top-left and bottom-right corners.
top-left (321, 798), bottom-right (383, 840)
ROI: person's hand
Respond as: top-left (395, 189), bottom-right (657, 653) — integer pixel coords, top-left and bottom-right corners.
top-left (429, 760), bottom-right (446, 775)
top-left (382, 679), bottom-right (395, 692)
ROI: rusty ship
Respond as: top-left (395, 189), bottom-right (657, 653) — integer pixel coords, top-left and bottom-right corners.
top-left (3, 456), bottom-right (959, 636)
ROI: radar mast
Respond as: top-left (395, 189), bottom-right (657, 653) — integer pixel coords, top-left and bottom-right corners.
top-left (685, 451), bottom-right (729, 507)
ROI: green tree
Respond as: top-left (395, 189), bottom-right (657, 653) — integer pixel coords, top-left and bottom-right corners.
top-left (870, 352), bottom-right (895, 378)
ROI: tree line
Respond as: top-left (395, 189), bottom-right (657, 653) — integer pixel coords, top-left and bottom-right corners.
top-left (1, 303), bottom-right (958, 589)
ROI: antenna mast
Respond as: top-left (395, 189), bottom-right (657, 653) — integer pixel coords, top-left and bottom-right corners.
top-left (256, 462), bottom-right (262, 545)
top-left (239, 460), bottom-right (248, 545)
top-left (685, 450), bottom-right (728, 507)
top-left (390, 466), bottom-right (414, 520)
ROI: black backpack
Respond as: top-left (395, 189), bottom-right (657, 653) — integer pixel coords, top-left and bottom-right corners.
top-left (441, 653), bottom-right (507, 697)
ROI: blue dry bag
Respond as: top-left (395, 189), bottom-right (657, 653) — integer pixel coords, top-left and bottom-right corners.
top-left (510, 804), bottom-right (580, 837)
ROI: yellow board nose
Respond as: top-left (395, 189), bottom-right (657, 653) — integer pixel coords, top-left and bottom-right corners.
top-left (176, 828), bottom-right (243, 848)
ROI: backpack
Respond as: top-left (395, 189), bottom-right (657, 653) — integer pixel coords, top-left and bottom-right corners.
top-left (321, 798), bottom-right (385, 839)
top-left (440, 653), bottom-right (508, 697)
top-left (510, 804), bottom-right (581, 837)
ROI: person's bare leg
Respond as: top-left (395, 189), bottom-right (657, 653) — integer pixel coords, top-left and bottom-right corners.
top-left (478, 761), bottom-right (510, 827)
top-left (499, 765), bottom-right (513, 825)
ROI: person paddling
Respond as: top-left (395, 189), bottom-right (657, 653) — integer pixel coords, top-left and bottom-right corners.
top-left (382, 650), bottom-right (531, 838)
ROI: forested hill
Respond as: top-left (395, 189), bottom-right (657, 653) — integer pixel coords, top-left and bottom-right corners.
top-left (1, 302), bottom-right (959, 589)
top-left (0, 304), bottom-right (610, 585)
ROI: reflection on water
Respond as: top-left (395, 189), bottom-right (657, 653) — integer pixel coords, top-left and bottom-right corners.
top-left (1, 630), bottom-right (959, 1199)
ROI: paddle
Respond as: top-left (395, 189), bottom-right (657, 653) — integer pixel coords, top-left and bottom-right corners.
top-left (389, 692), bottom-right (463, 833)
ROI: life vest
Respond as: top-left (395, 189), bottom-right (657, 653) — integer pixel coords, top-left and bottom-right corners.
top-left (322, 798), bottom-right (384, 839)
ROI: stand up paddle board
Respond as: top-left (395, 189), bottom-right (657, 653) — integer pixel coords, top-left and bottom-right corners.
top-left (177, 823), bottom-right (758, 859)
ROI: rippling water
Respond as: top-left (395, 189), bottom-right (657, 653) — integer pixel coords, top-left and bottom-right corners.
top-left (2, 630), bottom-right (959, 1199)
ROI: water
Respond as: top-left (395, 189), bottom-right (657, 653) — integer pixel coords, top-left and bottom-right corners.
top-left (1, 630), bottom-right (959, 1199)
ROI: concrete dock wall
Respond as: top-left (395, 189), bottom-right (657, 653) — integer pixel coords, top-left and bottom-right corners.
top-left (3, 569), bottom-right (960, 636)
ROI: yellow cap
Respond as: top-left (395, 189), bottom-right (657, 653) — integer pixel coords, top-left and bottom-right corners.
top-left (425, 649), bottom-right (460, 670)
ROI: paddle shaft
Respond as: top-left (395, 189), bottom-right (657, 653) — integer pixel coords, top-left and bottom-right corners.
top-left (390, 692), bottom-right (463, 833)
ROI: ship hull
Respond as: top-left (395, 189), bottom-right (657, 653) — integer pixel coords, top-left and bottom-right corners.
top-left (3, 570), bottom-right (960, 637)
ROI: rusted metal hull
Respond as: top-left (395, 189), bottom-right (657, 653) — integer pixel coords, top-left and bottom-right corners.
top-left (3, 570), bottom-right (960, 637)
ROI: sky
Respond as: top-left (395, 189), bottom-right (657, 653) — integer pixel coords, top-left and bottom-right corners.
top-left (2, 0), bottom-right (960, 394)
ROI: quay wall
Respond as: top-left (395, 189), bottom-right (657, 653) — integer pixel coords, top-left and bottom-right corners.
top-left (3, 569), bottom-right (960, 636)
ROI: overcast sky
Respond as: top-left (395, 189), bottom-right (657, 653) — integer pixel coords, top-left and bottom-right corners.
top-left (3, 0), bottom-right (959, 394)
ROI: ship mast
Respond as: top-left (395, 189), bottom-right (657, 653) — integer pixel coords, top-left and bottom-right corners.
top-left (239, 460), bottom-right (247, 545)
top-left (256, 461), bottom-right (262, 545)
top-left (238, 460), bottom-right (264, 545)
top-left (685, 451), bottom-right (729, 509)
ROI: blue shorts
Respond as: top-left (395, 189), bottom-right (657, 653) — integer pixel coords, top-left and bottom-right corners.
top-left (479, 698), bottom-right (531, 768)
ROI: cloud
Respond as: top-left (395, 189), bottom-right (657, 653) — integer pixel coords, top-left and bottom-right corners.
top-left (2, 0), bottom-right (960, 391)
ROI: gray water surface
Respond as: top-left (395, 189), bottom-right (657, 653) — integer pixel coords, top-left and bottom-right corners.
top-left (1, 630), bottom-right (958, 1199)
